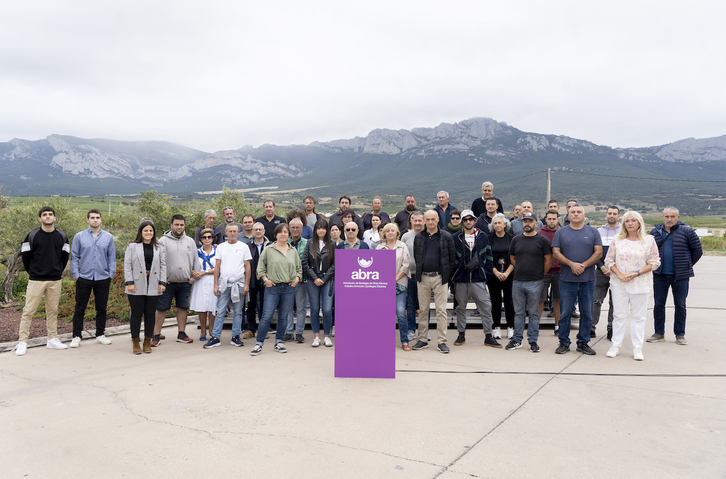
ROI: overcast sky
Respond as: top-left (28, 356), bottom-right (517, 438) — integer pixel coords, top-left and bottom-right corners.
top-left (1, 1), bottom-right (724, 152)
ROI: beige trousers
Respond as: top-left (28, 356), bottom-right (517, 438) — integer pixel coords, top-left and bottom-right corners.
top-left (18, 280), bottom-right (62, 342)
top-left (416, 274), bottom-right (449, 344)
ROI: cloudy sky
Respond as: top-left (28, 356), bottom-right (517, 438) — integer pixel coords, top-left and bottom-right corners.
top-left (1, 1), bottom-right (724, 152)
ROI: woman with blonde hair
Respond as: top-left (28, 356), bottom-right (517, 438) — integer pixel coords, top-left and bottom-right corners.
top-left (604, 211), bottom-right (660, 360)
top-left (377, 222), bottom-right (411, 350)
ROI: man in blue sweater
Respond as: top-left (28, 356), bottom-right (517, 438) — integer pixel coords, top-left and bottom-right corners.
top-left (648, 207), bottom-right (702, 345)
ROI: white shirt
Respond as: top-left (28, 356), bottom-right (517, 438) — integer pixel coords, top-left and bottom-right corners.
top-left (216, 241), bottom-right (252, 281)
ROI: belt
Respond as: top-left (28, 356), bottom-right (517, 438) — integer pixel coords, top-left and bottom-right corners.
top-left (422, 271), bottom-right (440, 277)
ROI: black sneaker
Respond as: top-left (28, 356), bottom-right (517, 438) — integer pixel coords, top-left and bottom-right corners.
top-left (505, 340), bottom-right (522, 350)
top-left (554, 325), bottom-right (559, 335)
top-left (437, 343), bottom-right (450, 354)
top-left (484, 336), bottom-right (502, 348)
top-left (576, 343), bottom-right (596, 355)
top-left (204, 337), bottom-right (221, 349)
top-left (607, 327), bottom-right (613, 341)
top-left (530, 342), bottom-right (540, 353)
top-left (230, 336), bottom-right (244, 347)
top-left (590, 330), bottom-right (596, 338)
top-left (176, 331), bottom-right (193, 343)
top-left (283, 333), bottom-right (293, 342)
top-left (295, 334), bottom-right (305, 343)
top-left (411, 341), bottom-right (429, 350)
top-left (454, 332), bottom-right (466, 346)
top-left (555, 342), bottom-right (570, 354)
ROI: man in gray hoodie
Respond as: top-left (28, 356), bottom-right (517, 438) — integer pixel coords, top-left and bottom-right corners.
top-left (151, 215), bottom-right (197, 346)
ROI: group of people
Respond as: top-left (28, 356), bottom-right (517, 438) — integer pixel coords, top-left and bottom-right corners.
top-left (12, 182), bottom-right (703, 361)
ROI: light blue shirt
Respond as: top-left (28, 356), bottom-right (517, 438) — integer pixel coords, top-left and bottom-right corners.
top-left (70, 228), bottom-right (116, 280)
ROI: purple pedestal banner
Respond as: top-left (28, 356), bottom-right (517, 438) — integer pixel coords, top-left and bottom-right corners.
top-left (334, 249), bottom-right (396, 378)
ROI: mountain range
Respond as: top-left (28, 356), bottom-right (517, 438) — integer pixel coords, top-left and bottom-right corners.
top-left (2, 118), bottom-right (725, 215)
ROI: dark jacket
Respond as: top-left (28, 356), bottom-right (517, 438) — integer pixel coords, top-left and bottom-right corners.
top-left (329, 211), bottom-right (364, 240)
top-left (248, 238), bottom-right (271, 288)
top-left (452, 229), bottom-right (493, 283)
top-left (302, 240), bottom-right (335, 284)
top-left (434, 204), bottom-right (455, 230)
top-left (413, 229), bottom-right (456, 284)
top-left (650, 221), bottom-right (702, 281)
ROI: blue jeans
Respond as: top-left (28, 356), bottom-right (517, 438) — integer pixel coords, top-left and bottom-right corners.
top-left (256, 284), bottom-right (294, 345)
top-left (512, 280), bottom-right (544, 344)
top-left (653, 274), bottom-right (689, 336)
top-left (558, 280), bottom-right (596, 347)
top-left (406, 277), bottom-right (418, 333)
top-left (396, 285), bottom-right (409, 344)
top-left (212, 284), bottom-right (245, 338)
top-left (285, 282), bottom-right (308, 336)
top-left (306, 277), bottom-right (333, 336)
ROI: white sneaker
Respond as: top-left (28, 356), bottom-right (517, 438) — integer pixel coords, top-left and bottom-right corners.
top-left (312, 337), bottom-right (321, 348)
top-left (606, 346), bottom-right (619, 358)
top-left (331, 326), bottom-right (335, 337)
top-left (323, 337), bottom-right (333, 347)
top-left (507, 328), bottom-right (514, 339)
top-left (70, 337), bottom-right (81, 348)
top-left (633, 348), bottom-right (644, 361)
top-left (14, 342), bottom-right (27, 356)
top-left (46, 338), bottom-right (68, 350)
top-left (407, 330), bottom-right (415, 342)
top-left (96, 335), bottom-right (112, 345)
top-left (493, 327), bottom-right (502, 339)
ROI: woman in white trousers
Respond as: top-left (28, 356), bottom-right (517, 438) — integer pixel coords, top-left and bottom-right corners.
top-left (604, 211), bottom-right (661, 360)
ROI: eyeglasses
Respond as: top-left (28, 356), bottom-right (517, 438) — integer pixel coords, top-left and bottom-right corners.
top-left (345, 228), bottom-right (357, 232)
top-left (290, 226), bottom-right (302, 229)
top-left (201, 235), bottom-right (213, 239)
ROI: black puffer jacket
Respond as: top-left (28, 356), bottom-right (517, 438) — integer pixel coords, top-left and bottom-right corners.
top-left (413, 229), bottom-right (456, 284)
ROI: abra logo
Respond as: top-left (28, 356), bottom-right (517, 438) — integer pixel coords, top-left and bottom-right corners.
top-left (352, 256), bottom-right (378, 280)
top-left (357, 257), bottom-right (373, 268)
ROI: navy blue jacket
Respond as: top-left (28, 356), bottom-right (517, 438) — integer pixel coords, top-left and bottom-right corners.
top-left (452, 228), bottom-right (494, 283)
top-left (650, 221), bottom-right (702, 281)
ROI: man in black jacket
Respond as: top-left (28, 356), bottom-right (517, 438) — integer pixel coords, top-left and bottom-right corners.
top-left (411, 210), bottom-right (456, 353)
top-left (15, 206), bottom-right (70, 355)
top-left (648, 207), bottom-right (703, 345)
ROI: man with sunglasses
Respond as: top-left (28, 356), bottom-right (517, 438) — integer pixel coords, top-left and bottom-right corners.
top-left (336, 220), bottom-right (369, 250)
top-left (451, 210), bottom-right (500, 348)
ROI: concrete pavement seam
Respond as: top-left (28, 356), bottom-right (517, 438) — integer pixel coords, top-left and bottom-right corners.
top-left (432, 346), bottom-right (587, 478)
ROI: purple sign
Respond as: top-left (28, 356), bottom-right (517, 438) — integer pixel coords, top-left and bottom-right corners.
top-left (335, 249), bottom-right (396, 378)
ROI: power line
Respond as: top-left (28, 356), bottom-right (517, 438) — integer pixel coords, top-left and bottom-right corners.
top-left (559, 170), bottom-right (726, 183)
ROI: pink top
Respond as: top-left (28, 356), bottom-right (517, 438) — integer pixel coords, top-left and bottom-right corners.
top-left (604, 236), bottom-right (661, 294)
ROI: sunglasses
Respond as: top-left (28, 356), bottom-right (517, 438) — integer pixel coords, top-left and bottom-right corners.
top-left (345, 228), bottom-right (357, 232)
top-left (450, 216), bottom-right (460, 220)
top-left (201, 235), bottom-right (213, 239)
top-left (463, 218), bottom-right (476, 222)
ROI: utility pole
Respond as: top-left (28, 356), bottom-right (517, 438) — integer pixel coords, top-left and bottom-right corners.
top-left (108, 199), bottom-right (111, 216)
top-left (546, 168), bottom-right (551, 205)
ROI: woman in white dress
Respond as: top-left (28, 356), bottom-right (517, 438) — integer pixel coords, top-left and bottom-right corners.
top-left (604, 211), bottom-right (660, 361)
top-left (189, 228), bottom-right (217, 341)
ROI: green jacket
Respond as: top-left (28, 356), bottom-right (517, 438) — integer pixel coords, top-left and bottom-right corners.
top-left (257, 243), bottom-right (303, 284)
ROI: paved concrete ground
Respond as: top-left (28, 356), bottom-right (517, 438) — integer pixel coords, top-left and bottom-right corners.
top-left (2, 257), bottom-right (725, 479)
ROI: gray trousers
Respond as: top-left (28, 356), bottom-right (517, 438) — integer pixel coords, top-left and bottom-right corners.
top-left (592, 269), bottom-right (614, 331)
top-left (455, 282), bottom-right (493, 334)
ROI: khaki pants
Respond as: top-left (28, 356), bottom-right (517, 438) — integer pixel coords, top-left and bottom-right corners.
top-left (18, 280), bottom-right (62, 342)
top-left (416, 274), bottom-right (449, 344)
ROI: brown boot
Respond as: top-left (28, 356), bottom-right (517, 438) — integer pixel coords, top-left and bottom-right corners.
top-left (143, 337), bottom-right (152, 353)
top-left (132, 338), bottom-right (142, 355)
